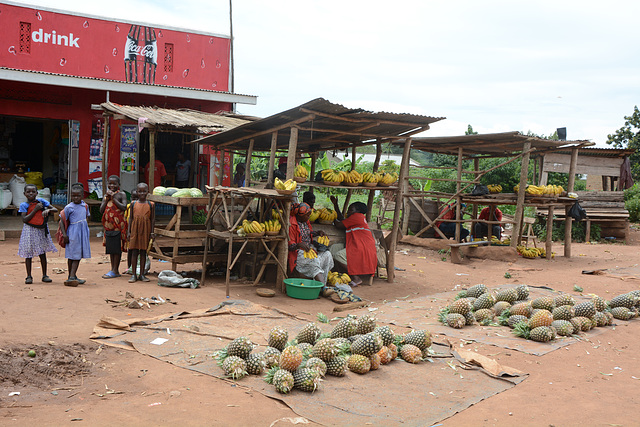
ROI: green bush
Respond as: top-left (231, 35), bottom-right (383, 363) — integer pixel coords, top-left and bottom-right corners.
top-left (533, 217), bottom-right (601, 242)
top-left (624, 184), bottom-right (640, 222)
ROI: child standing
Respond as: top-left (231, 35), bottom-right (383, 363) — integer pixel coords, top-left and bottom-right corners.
top-left (61, 184), bottom-right (91, 287)
top-left (18, 184), bottom-right (58, 284)
top-left (127, 183), bottom-right (155, 282)
top-left (100, 175), bottom-right (128, 278)
top-left (124, 188), bottom-right (137, 275)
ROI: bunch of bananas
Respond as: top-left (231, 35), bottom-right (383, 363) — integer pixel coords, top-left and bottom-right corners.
top-left (316, 208), bottom-right (338, 222)
top-left (327, 271), bottom-right (351, 286)
top-left (517, 245), bottom-right (546, 259)
top-left (514, 184), bottom-right (564, 196)
top-left (321, 169), bottom-right (347, 183)
top-left (345, 170), bottom-right (363, 184)
top-left (309, 209), bottom-right (320, 222)
top-left (488, 184), bottom-right (503, 193)
top-left (362, 172), bottom-right (379, 184)
top-left (242, 219), bottom-right (265, 234)
top-left (271, 209), bottom-right (282, 221)
top-left (274, 178), bottom-right (297, 191)
top-left (379, 172), bottom-right (398, 185)
top-left (294, 164), bottom-right (308, 179)
top-left (303, 249), bottom-right (318, 259)
top-left (316, 235), bottom-right (330, 246)
top-left (264, 219), bottom-right (282, 233)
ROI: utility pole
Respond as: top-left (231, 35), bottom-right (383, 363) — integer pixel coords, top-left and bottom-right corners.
top-left (229, 0), bottom-right (235, 112)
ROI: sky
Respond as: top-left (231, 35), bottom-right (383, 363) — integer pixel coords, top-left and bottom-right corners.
top-left (14, 0), bottom-right (640, 146)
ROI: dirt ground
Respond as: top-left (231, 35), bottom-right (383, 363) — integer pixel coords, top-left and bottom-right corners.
top-left (1, 227), bottom-right (639, 427)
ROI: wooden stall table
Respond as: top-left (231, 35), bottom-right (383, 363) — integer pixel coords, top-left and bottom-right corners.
top-left (148, 194), bottom-right (210, 271)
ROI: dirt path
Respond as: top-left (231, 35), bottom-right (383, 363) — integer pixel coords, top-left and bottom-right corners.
top-left (1, 230), bottom-right (639, 426)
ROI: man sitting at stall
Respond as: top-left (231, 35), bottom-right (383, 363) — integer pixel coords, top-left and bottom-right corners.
top-left (329, 197), bottom-right (378, 286)
top-left (288, 202), bottom-right (333, 285)
top-left (436, 203), bottom-right (469, 242)
top-left (475, 206), bottom-right (503, 239)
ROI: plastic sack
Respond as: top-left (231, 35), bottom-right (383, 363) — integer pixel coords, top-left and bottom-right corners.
top-left (37, 188), bottom-right (51, 203)
top-left (25, 171), bottom-right (44, 189)
top-left (471, 184), bottom-right (489, 196)
top-left (157, 270), bottom-right (199, 289)
top-left (134, 255), bottom-right (151, 275)
top-left (9, 175), bottom-right (26, 206)
top-left (568, 202), bottom-right (587, 221)
top-left (0, 189), bottom-right (12, 209)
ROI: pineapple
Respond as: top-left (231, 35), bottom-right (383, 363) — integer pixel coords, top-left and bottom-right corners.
top-left (377, 346), bottom-right (392, 365)
top-left (279, 345), bottom-right (304, 372)
top-left (355, 314), bottom-right (377, 334)
top-left (466, 284), bottom-right (488, 298)
top-left (553, 294), bottom-right (575, 307)
top-left (551, 320), bottom-right (575, 336)
top-left (611, 306), bottom-right (633, 320)
top-left (325, 356), bottom-right (348, 376)
top-left (592, 295), bottom-right (607, 312)
top-left (347, 334), bottom-right (362, 343)
top-left (570, 316), bottom-right (592, 332)
top-left (263, 347), bottom-right (281, 368)
top-left (399, 344), bottom-right (422, 364)
top-left (403, 329), bottom-right (432, 350)
top-left (510, 302), bottom-right (532, 318)
top-left (573, 301), bottom-right (596, 318)
top-left (609, 293), bottom-right (638, 309)
top-left (493, 301), bottom-right (512, 316)
top-left (552, 305), bottom-right (575, 321)
top-left (495, 288), bottom-right (519, 303)
top-left (293, 368), bottom-right (321, 392)
top-left (388, 343), bottom-right (398, 360)
top-left (374, 325), bottom-right (395, 346)
top-left (473, 293), bottom-right (496, 311)
top-left (528, 309), bottom-right (553, 329)
top-left (464, 311), bottom-right (476, 326)
top-left (227, 336), bottom-right (254, 359)
top-left (271, 368), bottom-right (294, 394)
top-left (221, 356), bottom-right (248, 380)
top-left (515, 284), bottom-right (530, 300)
top-left (304, 357), bottom-right (327, 377)
top-left (330, 316), bottom-right (357, 338)
top-left (245, 353), bottom-right (266, 375)
top-left (512, 322), bottom-right (531, 339)
top-left (348, 354), bottom-right (371, 374)
top-left (440, 312), bottom-right (466, 329)
top-left (312, 338), bottom-right (340, 361)
top-left (369, 353), bottom-right (381, 370)
top-left (603, 311), bottom-right (614, 325)
top-left (296, 323), bottom-right (321, 345)
top-left (474, 308), bottom-right (494, 324)
top-left (449, 298), bottom-right (473, 315)
top-left (592, 312), bottom-right (608, 327)
top-left (508, 314), bottom-right (529, 329)
top-left (297, 342), bottom-right (313, 359)
top-left (531, 296), bottom-right (555, 311)
top-left (351, 333), bottom-right (383, 357)
top-left (268, 326), bottom-right (289, 351)
top-left (529, 326), bottom-right (555, 342)
top-left (454, 289), bottom-right (468, 300)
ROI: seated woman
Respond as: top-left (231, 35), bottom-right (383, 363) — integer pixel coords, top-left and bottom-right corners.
top-left (436, 203), bottom-right (469, 242)
top-left (329, 196), bottom-right (378, 286)
top-left (475, 206), bottom-right (503, 239)
top-left (288, 202), bottom-right (333, 285)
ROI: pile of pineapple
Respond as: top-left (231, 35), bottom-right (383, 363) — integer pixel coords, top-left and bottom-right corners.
top-left (214, 313), bottom-right (433, 393)
top-left (439, 284), bottom-right (640, 343)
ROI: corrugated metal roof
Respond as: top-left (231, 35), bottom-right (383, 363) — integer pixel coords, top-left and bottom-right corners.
top-left (100, 102), bottom-right (253, 134)
top-left (408, 131), bottom-right (593, 157)
top-left (193, 98), bottom-right (445, 152)
top-left (550, 147), bottom-right (635, 157)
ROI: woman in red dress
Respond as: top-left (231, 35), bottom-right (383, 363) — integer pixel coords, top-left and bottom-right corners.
top-left (330, 197), bottom-right (377, 286)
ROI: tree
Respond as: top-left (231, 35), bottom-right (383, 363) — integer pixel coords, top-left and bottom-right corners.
top-left (465, 124), bottom-right (478, 135)
top-left (607, 106), bottom-right (640, 182)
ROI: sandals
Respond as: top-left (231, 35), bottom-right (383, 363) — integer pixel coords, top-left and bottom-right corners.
top-left (139, 275), bottom-right (150, 282)
top-left (128, 275), bottom-right (138, 283)
top-left (42, 276), bottom-right (52, 283)
top-left (25, 276), bottom-right (33, 284)
top-left (102, 271), bottom-right (121, 279)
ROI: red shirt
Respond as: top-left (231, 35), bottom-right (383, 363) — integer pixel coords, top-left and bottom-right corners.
top-left (341, 212), bottom-right (377, 276)
top-left (288, 215), bottom-right (313, 273)
top-left (478, 207), bottom-right (502, 221)
top-left (144, 160), bottom-right (167, 189)
top-left (436, 204), bottom-right (456, 227)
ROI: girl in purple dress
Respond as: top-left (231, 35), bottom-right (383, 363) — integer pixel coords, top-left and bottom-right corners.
top-left (60, 184), bottom-right (91, 287)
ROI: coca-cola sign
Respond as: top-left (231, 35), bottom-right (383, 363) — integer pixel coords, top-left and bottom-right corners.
top-left (1, 3), bottom-right (229, 91)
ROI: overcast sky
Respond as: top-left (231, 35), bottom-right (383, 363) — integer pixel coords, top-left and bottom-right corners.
top-left (14, 0), bottom-right (640, 146)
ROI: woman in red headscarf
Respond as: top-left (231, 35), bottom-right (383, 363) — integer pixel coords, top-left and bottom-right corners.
top-left (288, 202), bottom-right (333, 284)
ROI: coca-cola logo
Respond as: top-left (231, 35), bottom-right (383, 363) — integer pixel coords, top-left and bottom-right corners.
top-left (125, 41), bottom-right (156, 60)
top-left (124, 25), bottom-right (157, 84)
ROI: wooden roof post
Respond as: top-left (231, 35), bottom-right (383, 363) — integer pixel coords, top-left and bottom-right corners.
top-left (244, 138), bottom-right (254, 187)
top-left (511, 141), bottom-right (531, 248)
top-left (149, 129), bottom-right (156, 191)
top-left (286, 127), bottom-right (298, 180)
top-left (564, 147), bottom-right (579, 257)
top-left (267, 131), bottom-right (277, 188)
top-left (455, 146), bottom-right (463, 242)
top-left (366, 139), bottom-right (382, 222)
top-left (218, 150), bottom-right (225, 185)
top-left (401, 144), bottom-right (412, 236)
top-left (342, 145), bottom-right (357, 213)
top-left (387, 138), bottom-right (412, 283)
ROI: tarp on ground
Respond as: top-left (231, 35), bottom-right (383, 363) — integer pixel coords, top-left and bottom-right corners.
top-left (91, 300), bottom-right (526, 427)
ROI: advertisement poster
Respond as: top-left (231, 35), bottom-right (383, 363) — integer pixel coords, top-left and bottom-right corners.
top-left (89, 138), bottom-right (102, 161)
top-left (87, 178), bottom-right (103, 198)
top-left (120, 125), bottom-right (137, 174)
top-left (89, 162), bottom-right (102, 174)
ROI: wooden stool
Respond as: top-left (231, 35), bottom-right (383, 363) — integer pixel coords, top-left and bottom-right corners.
top-left (521, 217), bottom-right (538, 248)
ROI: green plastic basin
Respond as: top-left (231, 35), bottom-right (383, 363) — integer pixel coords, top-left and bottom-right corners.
top-left (284, 278), bottom-right (323, 299)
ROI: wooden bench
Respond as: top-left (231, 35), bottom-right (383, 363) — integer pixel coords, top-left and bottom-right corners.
top-left (448, 240), bottom-right (491, 264)
top-left (2, 204), bottom-right (19, 216)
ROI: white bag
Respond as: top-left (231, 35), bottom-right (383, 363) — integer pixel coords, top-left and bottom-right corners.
top-left (37, 188), bottom-right (51, 203)
top-left (9, 175), bottom-right (26, 207)
top-left (0, 189), bottom-right (12, 210)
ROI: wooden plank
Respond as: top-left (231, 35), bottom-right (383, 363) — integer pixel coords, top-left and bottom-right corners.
top-left (149, 130), bottom-right (156, 191)
top-left (267, 131), bottom-right (278, 186)
top-left (286, 127), bottom-right (298, 180)
top-left (512, 141), bottom-right (531, 248)
top-left (543, 152), bottom-right (623, 176)
top-left (245, 139), bottom-right (254, 188)
top-left (387, 138), bottom-right (411, 283)
top-left (366, 139), bottom-right (382, 222)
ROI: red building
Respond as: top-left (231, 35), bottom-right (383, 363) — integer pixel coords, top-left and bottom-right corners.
top-left (0, 1), bottom-right (256, 197)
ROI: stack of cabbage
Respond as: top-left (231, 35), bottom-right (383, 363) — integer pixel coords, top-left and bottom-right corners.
top-left (152, 186), bottom-right (203, 198)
